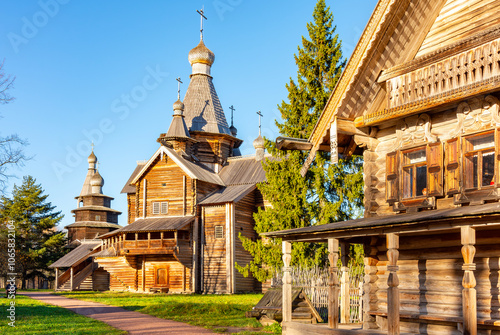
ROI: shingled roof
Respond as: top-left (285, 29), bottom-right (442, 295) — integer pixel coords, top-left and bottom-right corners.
top-left (99, 216), bottom-right (194, 238)
top-left (183, 75), bottom-right (231, 135)
top-left (219, 155), bottom-right (268, 186)
top-left (121, 162), bottom-right (146, 194)
top-left (64, 221), bottom-right (121, 229)
top-left (49, 240), bottom-right (101, 268)
top-left (199, 184), bottom-right (256, 205)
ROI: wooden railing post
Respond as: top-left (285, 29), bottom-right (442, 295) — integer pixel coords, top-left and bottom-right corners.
top-left (282, 241), bottom-right (292, 323)
top-left (328, 238), bottom-right (339, 329)
top-left (461, 226), bottom-right (477, 335)
top-left (340, 242), bottom-right (350, 323)
top-left (386, 233), bottom-right (400, 335)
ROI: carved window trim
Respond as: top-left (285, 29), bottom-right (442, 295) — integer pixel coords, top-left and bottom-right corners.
top-left (401, 147), bottom-right (428, 200)
top-left (462, 131), bottom-right (495, 191)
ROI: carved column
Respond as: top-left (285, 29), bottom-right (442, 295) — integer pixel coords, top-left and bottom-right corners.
top-left (328, 238), bottom-right (339, 329)
top-left (461, 226), bottom-right (477, 335)
top-left (55, 268), bottom-right (59, 290)
top-left (386, 233), bottom-right (400, 335)
top-left (70, 267), bottom-right (74, 291)
top-left (282, 241), bottom-right (292, 323)
top-left (330, 117), bottom-right (338, 164)
top-left (340, 242), bottom-right (350, 323)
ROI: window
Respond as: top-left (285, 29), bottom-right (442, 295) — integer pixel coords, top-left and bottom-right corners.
top-left (152, 202), bottom-right (168, 215)
top-left (161, 202), bottom-right (168, 214)
top-left (215, 226), bottom-right (223, 239)
top-left (402, 148), bottom-right (427, 198)
top-left (95, 215), bottom-right (101, 221)
top-left (463, 132), bottom-right (495, 189)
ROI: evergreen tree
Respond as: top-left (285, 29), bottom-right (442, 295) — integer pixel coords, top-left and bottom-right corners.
top-left (236, 0), bottom-right (364, 282)
top-left (0, 176), bottom-right (66, 288)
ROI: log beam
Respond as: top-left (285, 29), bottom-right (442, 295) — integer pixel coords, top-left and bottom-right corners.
top-left (461, 226), bottom-right (477, 335)
top-left (328, 238), bottom-right (339, 329)
top-left (282, 241), bottom-right (292, 323)
top-left (386, 233), bottom-right (400, 335)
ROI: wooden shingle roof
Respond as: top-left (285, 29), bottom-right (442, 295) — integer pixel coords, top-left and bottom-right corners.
top-left (121, 163), bottom-right (146, 194)
top-left (199, 184), bottom-right (255, 205)
top-left (99, 216), bottom-right (194, 238)
top-left (49, 240), bottom-right (101, 268)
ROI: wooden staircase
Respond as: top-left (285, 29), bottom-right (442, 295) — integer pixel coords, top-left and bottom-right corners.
top-left (56, 262), bottom-right (97, 291)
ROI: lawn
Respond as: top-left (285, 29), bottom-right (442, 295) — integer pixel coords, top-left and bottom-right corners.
top-left (57, 291), bottom-right (279, 334)
top-left (0, 294), bottom-right (126, 335)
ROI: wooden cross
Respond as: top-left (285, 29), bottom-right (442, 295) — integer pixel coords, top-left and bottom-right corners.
top-left (196, 7), bottom-right (207, 40)
top-left (91, 141), bottom-right (95, 152)
top-left (229, 105), bottom-right (235, 126)
top-left (176, 77), bottom-right (183, 99)
top-left (257, 111), bottom-right (263, 135)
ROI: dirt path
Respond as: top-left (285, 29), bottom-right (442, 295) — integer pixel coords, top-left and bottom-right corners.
top-left (20, 291), bottom-right (218, 335)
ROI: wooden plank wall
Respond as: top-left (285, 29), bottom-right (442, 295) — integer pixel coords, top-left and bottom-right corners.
top-left (365, 229), bottom-right (500, 334)
top-left (234, 191), bottom-right (258, 292)
top-left (143, 255), bottom-right (191, 292)
top-left (135, 156), bottom-right (195, 218)
top-left (127, 194), bottom-right (136, 224)
top-left (416, 0), bottom-right (500, 57)
top-left (92, 268), bottom-right (110, 291)
top-left (203, 205), bottom-right (227, 293)
top-left (190, 133), bottom-right (234, 164)
top-left (95, 256), bottom-right (138, 291)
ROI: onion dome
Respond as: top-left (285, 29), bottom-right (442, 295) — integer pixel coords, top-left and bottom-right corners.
top-left (253, 134), bottom-right (265, 149)
top-left (173, 99), bottom-right (185, 116)
top-left (88, 151), bottom-right (97, 164)
top-left (90, 171), bottom-right (104, 187)
top-left (230, 125), bottom-right (237, 137)
top-left (188, 40), bottom-right (215, 66)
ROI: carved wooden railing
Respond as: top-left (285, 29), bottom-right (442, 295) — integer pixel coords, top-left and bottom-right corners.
top-left (387, 37), bottom-right (500, 109)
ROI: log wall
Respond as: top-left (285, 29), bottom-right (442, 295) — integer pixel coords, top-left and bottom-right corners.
top-left (127, 193), bottom-right (136, 224)
top-left (363, 229), bottom-right (500, 334)
top-left (92, 268), bottom-right (110, 291)
top-left (202, 205), bottom-right (227, 293)
top-left (135, 156), bottom-right (195, 218)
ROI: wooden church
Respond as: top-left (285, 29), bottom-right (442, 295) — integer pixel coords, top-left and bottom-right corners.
top-left (50, 151), bottom-right (122, 291)
top-left (268, 0), bottom-right (500, 334)
top-left (93, 25), bottom-right (268, 294)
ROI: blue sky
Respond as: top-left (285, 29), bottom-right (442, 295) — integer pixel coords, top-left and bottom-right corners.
top-left (0, 0), bottom-right (377, 229)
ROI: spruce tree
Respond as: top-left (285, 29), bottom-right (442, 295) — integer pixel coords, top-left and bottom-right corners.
top-left (236, 0), bottom-right (364, 282)
top-left (0, 176), bottom-right (66, 288)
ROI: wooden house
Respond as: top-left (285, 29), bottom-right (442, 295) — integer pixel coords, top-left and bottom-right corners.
top-left (268, 0), bottom-right (500, 334)
top-left (93, 34), bottom-right (268, 294)
top-left (50, 151), bottom-right (121, 291)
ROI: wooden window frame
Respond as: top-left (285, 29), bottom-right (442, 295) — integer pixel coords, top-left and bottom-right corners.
top-left (161, 202), bottom-right (168, 214)
top-left (152, 202), bottom-right (160, 214)
top-left (401, 147), bottom-right (428, 200)
top-left (462, 131), bottom-right (495, 191)
top-left (95, 215), bottom-right (101, 221)
top-left (215, 226), bottom-right (224, 239)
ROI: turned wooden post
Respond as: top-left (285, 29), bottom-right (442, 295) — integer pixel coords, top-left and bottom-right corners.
top-left (282, 241), bottom-right (292, 323)
top-left (70, 267), bottom-right (74, 291)
top-left (461, 226), bottom-right (477, 335)
top-left (340, 242), bottom-right (350, 323)
top-left (386, 233), bottom-right (400, 335)
top-left (55, 268), bottom-right (59, 290)
top-left (328, 238), bottom-right (340, 328)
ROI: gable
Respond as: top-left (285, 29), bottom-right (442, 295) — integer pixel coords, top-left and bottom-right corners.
top-left (416, 0), bottom-right (500, 58)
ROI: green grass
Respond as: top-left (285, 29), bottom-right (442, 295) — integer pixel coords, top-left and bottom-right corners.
top-left (0, 294), bottom-right (126, 335)
top-left (57, 291), bottom-right (279, 334)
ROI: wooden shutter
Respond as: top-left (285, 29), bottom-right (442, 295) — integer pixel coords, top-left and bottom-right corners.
top-left (161, 202), bottom-right (168, 214)
top-left (427, 142), bottom-right (443, 196)
top-left (445, 138), bottom-right (460, 194)
top-left (386, 152), bottom-right (399, 203)
top-left (152, 202), bottom-right (160, 214)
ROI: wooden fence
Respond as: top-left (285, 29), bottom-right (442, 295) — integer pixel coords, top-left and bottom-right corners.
top-left (272, 265), bottom-right (364, 323)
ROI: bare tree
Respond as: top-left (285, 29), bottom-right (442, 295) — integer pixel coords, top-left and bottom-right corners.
top-left (0, 59), bottom-right (15, 104)
top-left (0, 59), bottom-right (29, 193)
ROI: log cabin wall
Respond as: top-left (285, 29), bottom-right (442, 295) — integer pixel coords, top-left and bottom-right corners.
top-left (135, 157), bottom-right (195, 218)
top-left (234, 190), bottom-right (259, 292)
top-left (364, 229), bottom-right (500, 334)
top-left (95, 256), bottom-right (139, 291)
top-left (202, 205), bottom-right (227, 293)
top-left (92, 268), bottom-right (110, 291)
top-left (67, 227), bottom-right (112, 241)
top-left (142, 255), bottom-right (191, 292)
top-left (75, 210), bottom-right (118, 223)
top-left (197, 181), bottom-right (220, 203)
top-left (190, 133), bottom-right (234, 166)
top-left (127, 193), bottom-right (136, 224)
